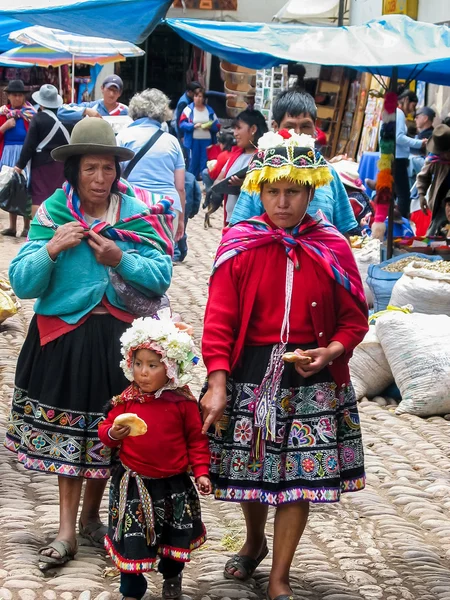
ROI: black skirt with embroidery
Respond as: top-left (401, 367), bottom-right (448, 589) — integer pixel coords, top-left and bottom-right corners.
top-left (104, 464), bottom-right (206, 573)
top-left (5, 314), bottom-right (129, 478)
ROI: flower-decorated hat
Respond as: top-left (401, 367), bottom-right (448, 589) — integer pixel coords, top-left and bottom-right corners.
top-left (241, 129), bottom-right (333, 194)
top-left (120, 309), bottom-right (198, 395)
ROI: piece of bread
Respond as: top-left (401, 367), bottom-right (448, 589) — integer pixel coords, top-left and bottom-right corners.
top-left (282, 351), bottom-right (312, 365)
top-left (113, 413), bottom-right (148, 437)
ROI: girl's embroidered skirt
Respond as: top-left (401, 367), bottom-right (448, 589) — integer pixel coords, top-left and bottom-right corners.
top-left (208, 344), bottom-right (365, 506)
top-left (5, 314), bottom-right (129, 478)
top-left (104, 465), bottom-right (206, 573)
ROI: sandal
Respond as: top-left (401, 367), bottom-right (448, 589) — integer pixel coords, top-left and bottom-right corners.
top-left (20, 228), bottom-right (29, 238)
top-left (162, 573), bottom-right (183, 600)
top-left (1, 228), bottom-right (16, 237)
top-left (38, 540), bottom-right (78, 570)
top-left (78, 518), bottom-right (107, 548)
top-left (266, 591), bottom-right (294, 600)
top-left (224, 540), bottom-right (269, 581)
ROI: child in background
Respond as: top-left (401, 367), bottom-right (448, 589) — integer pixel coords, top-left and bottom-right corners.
top-left (202, 131), bottom-right (235, 193)
top-left (99, 313), bottom-right (211, 600)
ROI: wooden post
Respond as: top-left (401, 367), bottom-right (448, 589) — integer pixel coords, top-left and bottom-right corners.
top-left (386, 66), bottom-right (398, 259)
top-left (338, 0), bottom-right (345, 26)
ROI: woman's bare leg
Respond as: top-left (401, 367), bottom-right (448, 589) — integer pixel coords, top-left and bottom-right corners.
top-left (268, 502), bottom-right (310, 599)
top-left (40, 476), bottom-right (83, 558)
top-left (8, 213), bottom-right (17, 233)
top-left (80, 478), bottom-right (108, 527)
top-left (225, 501), bottom-right (269, 578)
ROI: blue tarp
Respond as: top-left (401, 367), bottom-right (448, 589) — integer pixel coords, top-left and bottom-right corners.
top-left (166, 15), bottom-right (450, 86)
top-left (0, 0), bottom-right (172, 44)
top-left (0, 17), bottom-right (31, 51)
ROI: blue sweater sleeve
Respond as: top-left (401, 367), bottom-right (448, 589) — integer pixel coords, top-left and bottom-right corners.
top-left (230, 190), bottom-right (264, 224)
top-left (9, 241), bottom-right (56, 299)
top-left (114, 246), bottom-right (172, 297)
top-left (57, 101), bottom-right (96, 124)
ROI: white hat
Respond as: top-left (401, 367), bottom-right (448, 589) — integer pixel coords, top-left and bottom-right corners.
top-left (32, 84), bottom-right (63, 109)
top-left (332, 159), bottom-right (365, 191)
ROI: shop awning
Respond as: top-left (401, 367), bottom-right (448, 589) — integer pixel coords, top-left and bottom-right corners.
top-left (0, 0), bottom-right (172, 44)
top-left (274, 0), bottom-right (347, 24)
top-left (166, 15), bottom-right (450, 86)
top-left (0, 17), bottom-right (31, 51)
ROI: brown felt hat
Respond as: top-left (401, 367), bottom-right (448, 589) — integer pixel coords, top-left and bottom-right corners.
top-left (427, 124), bottom-right (450, 154)
top-left (51, 117), bottom-right (134, 162)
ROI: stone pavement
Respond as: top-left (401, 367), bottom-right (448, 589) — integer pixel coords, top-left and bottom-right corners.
top-left (1, 208), bottom-right (450, 600)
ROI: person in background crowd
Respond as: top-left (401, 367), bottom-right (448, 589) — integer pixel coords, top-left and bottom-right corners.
top-left (57, 75), bottom-right (128, 124)
top-left (179, 88), bottom-right (220, 180)
top-left (417, 124), bottom-right (450, 235)
top-left (202, 131), bottom-right (235, 193)
top-left (0, 79), bottom-right (36, 238)
top-left (435, 191), bottom-right (450, 238)
top-left (408, 106), bottom-right (436, 192)
top-left (173, 171), bottom-right (201, 263)
top-left (230, 89), bottom-right (358, 237)
top-left (395, 90), bottom-right (427, 218)
top-left (331, 159), bottom-right (373, 236)
top-left (201, 130), bottom-right (367, 600)
top-left (217, 109), bottom-right (268, 224)
top-left (5, 118), bottom-right (173, 568)
top-left (15, 84), bottom-right (70, 219)
top-left (117, 88), bottom-right (186, 242)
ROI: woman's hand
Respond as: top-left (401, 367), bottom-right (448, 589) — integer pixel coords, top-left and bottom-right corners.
top-left (47, 222), bottom-right (85, 260)
top-left (229, 175), bottom-right (245, 188)
top-left (175, 218), bottom-right (185, 243)
top-left (14, 166), bottom-right (23, 175)
top-left (294, 342), bottom-right (345, 378)
top-left (109, 423), bottom-right (131, 440)
top-left (84, 107), bottom-right (102, 118)
top-left (194, 123), bottom-right (202, 129)
top-left (87, 230), bottom-right (123, 267)
top-left (1, 117), bottom-right (16, 132)
top-left (196, 475), bottom-right (212, 495)
top-left (200, 371), bottom-right (228, 435)
top-left (419, 195), bottom-right (428, 214)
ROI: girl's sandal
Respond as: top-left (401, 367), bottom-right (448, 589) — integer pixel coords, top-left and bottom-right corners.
top-left (162, 573), bottom-right (183, 600)
top-left (224, 540), bottom-right (269, 581)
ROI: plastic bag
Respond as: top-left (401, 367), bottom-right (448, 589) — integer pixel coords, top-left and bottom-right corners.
top-left (0, 171), bottom-right (31, 217)
top-left (109, 270), bottom-right (170, 317)
top-left (0, 165), bottom-right (14, 190)
top-left (0, 279), bottom-right (20, 324)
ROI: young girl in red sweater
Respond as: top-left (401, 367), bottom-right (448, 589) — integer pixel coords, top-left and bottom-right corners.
top-left (99, 312), bottom-right (211, 600)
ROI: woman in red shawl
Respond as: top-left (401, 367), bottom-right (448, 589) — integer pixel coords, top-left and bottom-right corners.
top-left (201, 130), bottom-right (368, 600)
top-left (0, 80), bottom-right (36, 237)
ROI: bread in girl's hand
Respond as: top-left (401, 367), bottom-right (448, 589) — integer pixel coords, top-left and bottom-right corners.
top-left (113, 413), bottom-right (147, 437)
top-left (282, 351), bottom-right (312, 365)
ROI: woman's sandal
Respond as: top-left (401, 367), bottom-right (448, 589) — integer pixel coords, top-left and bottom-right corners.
top-left (224, 541), bottom-right (269, 581)
top-left (162, 573), bottom-right (183, 600)
top-left (38, 540), bottom-right (78, 570)
top-left (1, 228), bottom-right (16, 237)
top-left (266, 592), bottom-right (294, 600)
top-left (78, 519), bottom-right (107, 548)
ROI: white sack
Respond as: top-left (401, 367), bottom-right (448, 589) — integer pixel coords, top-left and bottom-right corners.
top-left (390, 261), bottom-right (450, 316)
top-left (353, 239), bottom-right (380, 307)
top-left (349, 325), bottom-right (393, 400)
top-left (376, 312), bottom-right (450, 417)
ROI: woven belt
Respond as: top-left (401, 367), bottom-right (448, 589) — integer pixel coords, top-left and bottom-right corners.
top-left (113, 465), bottom-right (156, 546)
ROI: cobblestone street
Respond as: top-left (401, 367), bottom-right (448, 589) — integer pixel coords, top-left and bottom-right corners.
top-left (1, 208), bottom-right (450, 600)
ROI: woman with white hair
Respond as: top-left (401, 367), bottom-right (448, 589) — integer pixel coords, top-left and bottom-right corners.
top-left (117, 88), bottom-right (186, 241)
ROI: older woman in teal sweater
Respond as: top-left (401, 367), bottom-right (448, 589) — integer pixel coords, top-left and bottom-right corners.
top-left (5, 118), bottom-right (173, 569)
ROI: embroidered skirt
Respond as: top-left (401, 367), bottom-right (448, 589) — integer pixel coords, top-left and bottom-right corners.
top-left (5, 314), bottom-right (129, 478)
top-left (208, 344), bottom-right (365, 506)
top-left (104, 464), bottom-right (206, 573)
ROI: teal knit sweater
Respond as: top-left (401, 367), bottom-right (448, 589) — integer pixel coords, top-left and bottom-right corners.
top-left (9, 193), bottom-right (173, 324)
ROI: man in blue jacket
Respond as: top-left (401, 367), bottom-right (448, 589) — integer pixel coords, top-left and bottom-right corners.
top-left (230, 89), bottom-right (358, 237)
top-left (57, 75), bottom-right (128, 124)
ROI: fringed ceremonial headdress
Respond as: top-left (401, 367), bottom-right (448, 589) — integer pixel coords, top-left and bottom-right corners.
top-left (241, 129), bottom-right (333, 194)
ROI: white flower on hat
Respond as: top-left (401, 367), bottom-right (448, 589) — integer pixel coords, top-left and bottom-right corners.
top-left (257, 131), bottom-right (285, 150)
top-left (287, 131), bottom-right (316, 149)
